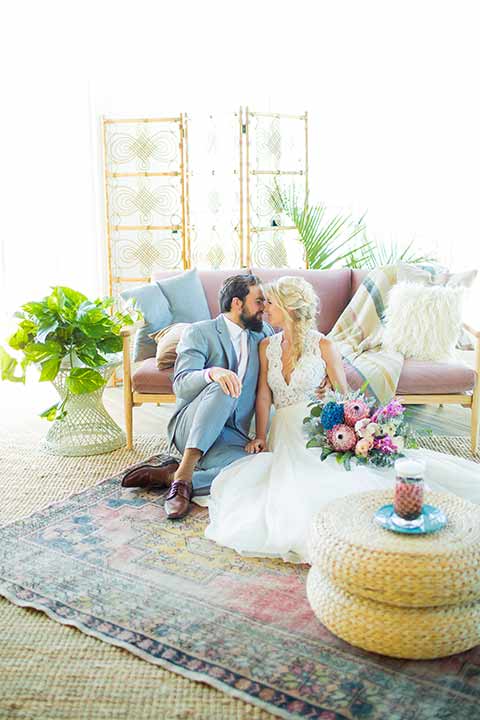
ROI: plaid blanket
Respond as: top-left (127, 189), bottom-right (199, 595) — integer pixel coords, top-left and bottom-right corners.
top-left (328, 265), bottom-right (402, 404)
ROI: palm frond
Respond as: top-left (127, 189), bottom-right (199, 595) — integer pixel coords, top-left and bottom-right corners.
top-left (268, 181), bottom-right (367, 270)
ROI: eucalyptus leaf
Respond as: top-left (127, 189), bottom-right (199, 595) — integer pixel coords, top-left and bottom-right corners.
top-left (310, 405), bottom-right (322, 417)
top-left (306, 438), bottom-right (322, 448)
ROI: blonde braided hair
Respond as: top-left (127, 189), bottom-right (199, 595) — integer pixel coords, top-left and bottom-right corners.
top-left (265, 276), bottom-right (319, 369)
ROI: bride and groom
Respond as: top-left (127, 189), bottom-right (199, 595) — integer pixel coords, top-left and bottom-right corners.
top-left (122, 272), bottom-right (480, 563)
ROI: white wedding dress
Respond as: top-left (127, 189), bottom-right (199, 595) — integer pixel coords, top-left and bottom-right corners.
top-left (203, 330), bottom-right (480, 563)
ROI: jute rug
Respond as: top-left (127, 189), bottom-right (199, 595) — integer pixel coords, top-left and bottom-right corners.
top-left (0, 434), bottom-right (479, 720)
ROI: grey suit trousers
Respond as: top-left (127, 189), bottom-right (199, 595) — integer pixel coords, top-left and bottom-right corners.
top-left (171, 382), bottom-right (249, 496)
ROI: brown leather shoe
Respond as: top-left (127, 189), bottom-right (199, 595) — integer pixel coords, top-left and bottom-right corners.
top-left (121, 459), bottom-right (179, 489)
top-left (164, 480), bottom-right (193, 519)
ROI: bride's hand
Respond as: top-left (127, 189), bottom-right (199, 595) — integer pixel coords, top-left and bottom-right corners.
top-left (245, 437), bottom-right (267, 454)
top-left (315, 376), bottom-right (331, 400)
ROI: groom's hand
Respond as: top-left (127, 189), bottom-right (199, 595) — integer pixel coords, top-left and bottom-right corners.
top-left (245, 437), bottom-right (266, 454)
top-left (209, 367), bottom-right (242, 398)
top-left (315, 377), bottom-right (331, 400)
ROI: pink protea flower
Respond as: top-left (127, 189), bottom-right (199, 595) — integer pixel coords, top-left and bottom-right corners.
top-left (373, 435), bottom-right (398, 454)
top-left (327, 423), bottom-right (357, 452)
top-left (343, 399), bottom-right (371, 427)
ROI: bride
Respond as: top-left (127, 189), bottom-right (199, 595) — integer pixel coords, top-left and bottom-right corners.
top-left (203, 276), bottom-right (480, 563)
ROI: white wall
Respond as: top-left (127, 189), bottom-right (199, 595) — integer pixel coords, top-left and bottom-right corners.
top-left (1, 0), bottom-right (479, 328)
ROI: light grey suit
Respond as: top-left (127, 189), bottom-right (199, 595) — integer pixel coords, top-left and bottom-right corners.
top-left (167, 315), bottom-right (274, 496)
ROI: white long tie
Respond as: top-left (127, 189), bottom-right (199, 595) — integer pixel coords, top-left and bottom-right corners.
top-left (237, 330), bottom-right (248, 381)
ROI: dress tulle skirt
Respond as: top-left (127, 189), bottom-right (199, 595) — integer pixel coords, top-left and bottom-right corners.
top-left (204, 401), bottom-right (480, 563)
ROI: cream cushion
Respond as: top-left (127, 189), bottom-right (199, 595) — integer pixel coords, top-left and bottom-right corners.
top-left (149, 323), bottom-right (191, 369)
top-left (383, 282), bottom-right (464, 361)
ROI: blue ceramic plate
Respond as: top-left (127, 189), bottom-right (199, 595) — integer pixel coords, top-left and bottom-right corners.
top-left (374, 504), bottom-right (447, 535)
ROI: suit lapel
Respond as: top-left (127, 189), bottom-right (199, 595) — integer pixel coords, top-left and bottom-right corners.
top-left (215, 315), bottom-right (238, 371)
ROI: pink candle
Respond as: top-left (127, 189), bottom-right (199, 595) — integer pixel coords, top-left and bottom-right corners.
top-left (393, 459), bottom-right (425, 521)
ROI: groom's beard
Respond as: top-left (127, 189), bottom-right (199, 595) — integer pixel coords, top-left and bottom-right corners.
top-left (240, 309), bottom-right (264, 332)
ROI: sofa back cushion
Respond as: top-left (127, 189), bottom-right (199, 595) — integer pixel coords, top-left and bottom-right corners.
top-left (156, 268), bottom-right (211, 323)
top-left (350, 270), bottom-right (368, 299)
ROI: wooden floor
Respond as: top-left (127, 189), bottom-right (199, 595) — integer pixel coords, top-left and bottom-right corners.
top-left (0, 380), bottom-right (473, 443)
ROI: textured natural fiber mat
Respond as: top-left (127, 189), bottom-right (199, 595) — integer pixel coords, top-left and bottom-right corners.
top-left (0, 434), bottom-right (271, 720)
top-left (0, 433), bottom-right (478, 719)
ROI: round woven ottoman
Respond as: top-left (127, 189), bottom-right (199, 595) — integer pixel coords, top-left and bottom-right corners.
top-left (306, 490), bottom-right (480, 659)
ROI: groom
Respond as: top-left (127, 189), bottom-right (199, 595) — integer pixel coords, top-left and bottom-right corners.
top-left (122, 273), bottom-right (274, 518)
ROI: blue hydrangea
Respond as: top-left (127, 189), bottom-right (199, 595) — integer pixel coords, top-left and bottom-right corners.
top-left (321, 401), bottom-right (345, 430)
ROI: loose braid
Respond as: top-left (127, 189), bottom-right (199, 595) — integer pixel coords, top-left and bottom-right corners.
top-left (265, 276), bottom-right (319, 369)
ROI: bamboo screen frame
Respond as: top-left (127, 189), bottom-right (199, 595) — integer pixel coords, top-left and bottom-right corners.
top-left (244, 108), bottom-right (309, 267)
top-left (102, 108), bottom-right (308, 281)
top-left (101, 114), bottom-right (190, 295)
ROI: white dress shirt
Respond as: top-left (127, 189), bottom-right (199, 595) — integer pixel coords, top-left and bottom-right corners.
top-left (205, 314), bottom-right (249, 383)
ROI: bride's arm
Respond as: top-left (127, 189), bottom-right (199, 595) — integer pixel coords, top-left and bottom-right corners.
top-left (245, 338), bottom-right (272, 453)
top-left (319, 337), bottom-right (349, 394)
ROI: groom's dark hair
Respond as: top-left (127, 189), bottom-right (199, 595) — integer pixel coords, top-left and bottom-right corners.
top-left (219, 272), bottom-right (262, 312)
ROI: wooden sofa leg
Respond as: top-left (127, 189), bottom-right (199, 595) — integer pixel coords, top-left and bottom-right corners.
top-left (122, 331), bottom-right (134, 450)
top-left (471, 395), bottom-right (479, 454)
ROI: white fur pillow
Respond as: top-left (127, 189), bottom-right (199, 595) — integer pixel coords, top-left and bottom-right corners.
top-left (383, 282), bottom-right (464, 361)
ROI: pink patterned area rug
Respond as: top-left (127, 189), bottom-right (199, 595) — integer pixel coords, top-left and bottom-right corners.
top-left (1, 454), bottom-right (479, 720)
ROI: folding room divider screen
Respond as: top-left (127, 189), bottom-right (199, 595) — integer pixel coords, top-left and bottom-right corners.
top-left (102, 108), bottom-right (308, 286)
top-left (101, 108), bottom-right (308, 383)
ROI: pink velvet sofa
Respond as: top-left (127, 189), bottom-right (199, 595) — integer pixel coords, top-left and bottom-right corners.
top-left (121, 268), bottom-right (479, 452)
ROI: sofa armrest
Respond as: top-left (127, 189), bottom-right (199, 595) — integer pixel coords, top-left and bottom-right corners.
top-left (461, 324), bottom-right (480, 386)
top-left (120, 320), bottom-right (142, 337)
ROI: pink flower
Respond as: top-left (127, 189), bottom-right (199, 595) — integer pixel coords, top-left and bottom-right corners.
top-left (343, 399), bottom-right (371, 427)
top-left (327, 424), bottom-right (357, 452)
top-left (372, 400), bottom-right (405, 423)
top-left (355, 438), bottom-right (372, 457)
top-left (373, 435), bottom-right (398, 454)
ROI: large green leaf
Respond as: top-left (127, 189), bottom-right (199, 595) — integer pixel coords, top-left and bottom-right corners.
top-left (47, 287), bottom-right (66, 314)
top-left (20, 301), bottom-right (48, 318)
top-left (97, 336), bottom-right (123, 354)
top-left (66, 368), bottom-right (105, 394)
top-left (58, 287), bottom-right (88, 308)
top-left (36, 320), bottom-right (59, 344)
top-left (0, 346), bottom-right (26, 383)
top-left (39, 357), bottom-right (61, 382)
top-left (75, 341), bottom-right (108, 367)
top-left (22, 340), bottom-right (63, 363)
top-left (8, 326), bottom-right (35, 350)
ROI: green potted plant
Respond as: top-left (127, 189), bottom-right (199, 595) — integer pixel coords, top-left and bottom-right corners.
top-left (268, 181), bottom-right (370, 269)
top-left (0, 286), bottom-right (140, 455)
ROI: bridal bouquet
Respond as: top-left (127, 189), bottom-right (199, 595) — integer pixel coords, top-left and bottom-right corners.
top-left (303, 387), bottom-right (419, 471)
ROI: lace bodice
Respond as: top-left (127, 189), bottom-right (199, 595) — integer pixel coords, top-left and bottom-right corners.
top-left (266, 329), bottom-right (326, 409)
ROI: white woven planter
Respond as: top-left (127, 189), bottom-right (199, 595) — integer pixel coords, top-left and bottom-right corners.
top-left (41, 360), bottom-right (126, 457)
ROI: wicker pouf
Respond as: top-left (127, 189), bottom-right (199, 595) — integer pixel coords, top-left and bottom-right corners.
top-left (307, 567), bottom-right (480, 659)
top-left (306, 490), bottom-right (480, 659)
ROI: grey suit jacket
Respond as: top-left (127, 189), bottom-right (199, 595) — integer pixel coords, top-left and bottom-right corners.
top-left (167, 315), bottom-right (274, 444)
